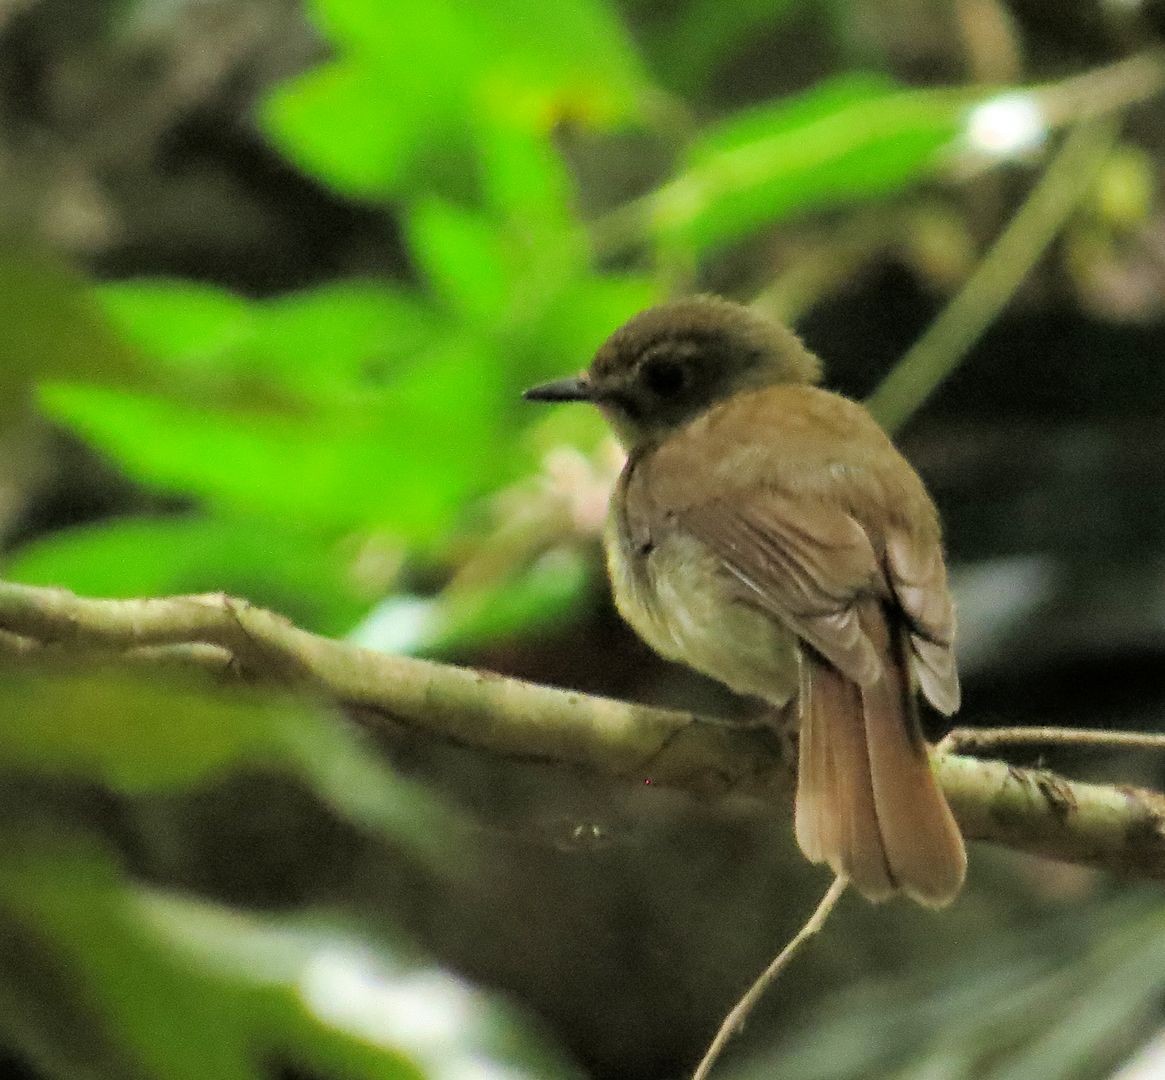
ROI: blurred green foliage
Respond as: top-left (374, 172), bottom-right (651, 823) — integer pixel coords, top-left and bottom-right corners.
top-left (0, 669), bottom-right (445, 850)
top-left (0, 667), bottom-right (580, 1078)
top-left (3, 0), bottom-right (997, 652)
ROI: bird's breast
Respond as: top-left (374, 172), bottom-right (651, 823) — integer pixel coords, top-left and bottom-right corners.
top-left (604, 510), bottom-right (799, 706)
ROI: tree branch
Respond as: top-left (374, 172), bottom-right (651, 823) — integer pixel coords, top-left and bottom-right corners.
top-left (2, 580), bottom-right (1164, 884)
top-left (944, 726), bottom-right (1165, 754)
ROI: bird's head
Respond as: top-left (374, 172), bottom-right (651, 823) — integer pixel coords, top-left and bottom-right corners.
top-left (523, 295), bottom-right (821, 448)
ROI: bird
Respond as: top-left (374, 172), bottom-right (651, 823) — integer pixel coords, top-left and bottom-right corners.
top-left (524, 294), bottom-right (966, 906)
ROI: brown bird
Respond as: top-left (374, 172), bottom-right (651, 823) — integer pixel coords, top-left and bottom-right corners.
top-left (525, 295), bottom-right (966, 906)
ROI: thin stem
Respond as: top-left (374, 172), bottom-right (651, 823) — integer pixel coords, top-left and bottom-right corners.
top-left (691, 875), bottom-right (849, 1080)
top-left (866, 116), bottom-right (1118, 432)
top-left (1032, 49), bottom-right (1165, 128)
top-left (943, 726), bottom-right (1165, 755)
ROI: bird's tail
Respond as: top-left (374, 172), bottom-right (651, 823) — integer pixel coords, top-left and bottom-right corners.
top-left (793, 599), bottom-right (966, 907)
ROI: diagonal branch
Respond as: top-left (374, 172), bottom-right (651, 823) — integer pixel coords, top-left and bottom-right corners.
top-left (2, 579), bottom-right (1164, 884)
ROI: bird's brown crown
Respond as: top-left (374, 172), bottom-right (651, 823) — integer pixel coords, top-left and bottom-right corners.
top-left (586, 295), bottom-right (822, 448)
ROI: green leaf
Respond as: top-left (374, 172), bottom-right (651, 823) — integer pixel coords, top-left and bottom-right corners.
top-left (38, 337), bottom-right (505, 541)
top-left (37, 383), bottom-right (374, 525)
top-left (470, 0), bottom-right (648, 129)
top-left (262, 0), bottom-right (650, 202)
top-left (408, 199), bottom-right (513, 323)
top-left (640, 74), bottom-right (977, 252)
top-left (478, 123), bottom-right (576, 234)
top-left (261, 58), bottom-right (463, 201)
top-left (247, 284), bottom-right (443, 404)
top-left (0, 841), bottom-right (269, 1080)
top-left (0, 670), bottom-right (327, 796)
top-left (310, 0), bottom-right (647, 125)
top-left (96, 278), bottom-right (445, 408)
top-left (0, 673), bottom-right (285, 792)
top-left (98, 281), bottom-right (251, 375)
top-left (3, 514), bottom-right (370, 636)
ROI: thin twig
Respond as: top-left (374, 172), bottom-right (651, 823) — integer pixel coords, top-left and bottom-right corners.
top-left (692, 875), bottom-right (849, 1080)
top-left (943, 726), bottom-right (1165, 755)
top-left (866, 117), bottom-right (1119, 433)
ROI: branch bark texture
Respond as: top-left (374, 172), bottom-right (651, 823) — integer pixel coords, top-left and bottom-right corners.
top-left (2, 580), bottom-right (1163, 884)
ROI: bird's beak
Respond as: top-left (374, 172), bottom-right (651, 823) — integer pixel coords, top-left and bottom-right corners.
top-left (522, 376), bottom-right (594, 403)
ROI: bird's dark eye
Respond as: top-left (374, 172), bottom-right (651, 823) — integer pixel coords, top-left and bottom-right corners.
top-left (642, 357), bottom-right (686, 397)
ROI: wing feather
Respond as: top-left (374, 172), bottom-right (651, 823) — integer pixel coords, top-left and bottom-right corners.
top-left (886, 530), bottom-right (961, 715)
top-left (679, 494), bottom-right (883, 685)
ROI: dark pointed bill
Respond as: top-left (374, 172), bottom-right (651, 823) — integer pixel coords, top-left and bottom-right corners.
top-left (522, 376), bottom-right (593, 402)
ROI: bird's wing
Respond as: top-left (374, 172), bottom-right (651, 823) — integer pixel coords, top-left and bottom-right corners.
top-left (677, 491), bottom-right (885, 684)
top-left (632, 384), bottom-right (959, 711)
top-left (677, 491), bottom-right (960, 714)
top-left (885, 528), bottom-right (960, 715)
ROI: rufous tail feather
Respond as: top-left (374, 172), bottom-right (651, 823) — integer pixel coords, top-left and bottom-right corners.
top-left (794, 600), bottom-right (966, 906)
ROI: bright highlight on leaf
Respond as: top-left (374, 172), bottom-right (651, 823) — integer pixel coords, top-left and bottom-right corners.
top-left (963, 92), bottom-right (1049, 160)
